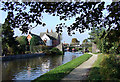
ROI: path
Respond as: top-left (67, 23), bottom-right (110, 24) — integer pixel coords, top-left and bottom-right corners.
top-left (61, 53), bottom-right (98, 80)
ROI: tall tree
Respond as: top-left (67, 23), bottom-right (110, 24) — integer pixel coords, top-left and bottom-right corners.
top-left (2, 21), bottom-right (19, 55)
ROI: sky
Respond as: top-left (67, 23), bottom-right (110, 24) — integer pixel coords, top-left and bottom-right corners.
top-left (0, 0), bottom-right (112, 44)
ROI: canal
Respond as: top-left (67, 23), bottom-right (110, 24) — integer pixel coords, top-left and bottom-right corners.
top-left (2, 52), bottom-right (83, 80)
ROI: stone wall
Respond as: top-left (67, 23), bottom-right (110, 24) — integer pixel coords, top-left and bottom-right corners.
top-left (92, 43), bottom-right (100, 53)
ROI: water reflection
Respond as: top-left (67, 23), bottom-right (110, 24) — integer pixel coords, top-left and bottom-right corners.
top-left (2, 52), bottom-right (82, 80)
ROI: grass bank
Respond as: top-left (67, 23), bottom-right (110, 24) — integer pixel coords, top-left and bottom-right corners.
top-left (33, 53), bottom-right (92, 81)
top-left (88, 54), bottom-right (104, 80)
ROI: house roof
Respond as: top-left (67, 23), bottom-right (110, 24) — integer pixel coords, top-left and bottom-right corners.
top-left (40, 32), bottom-right (59, 40)
top-left (45, 34), bottom-right (56, 40)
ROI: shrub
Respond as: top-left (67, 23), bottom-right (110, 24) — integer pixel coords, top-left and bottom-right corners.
top-left (41, 45), bottom-right (49, 52)
top-left (42, 47), bottom-right (63, 55)
top-left (25, 51), bottom-right (31, 54)
top-left (88, 47), bottom-right (92, 52)
top-left (100, 54), bottom-right (120, 80)
top-left (50, 47), bottom-right (63, 55)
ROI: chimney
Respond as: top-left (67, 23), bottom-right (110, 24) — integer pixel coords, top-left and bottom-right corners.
top-left (47, 29), bottom-right (49, 33)
top-left (51, 29), bottom-right (53, 33)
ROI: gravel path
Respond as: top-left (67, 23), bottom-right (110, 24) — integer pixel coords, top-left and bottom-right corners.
top-left (61, 53), bottom-right (98, 80)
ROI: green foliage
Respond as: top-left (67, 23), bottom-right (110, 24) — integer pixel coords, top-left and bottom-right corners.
top-left (41, 45), bottom-right (49, 52)
top-left (75, 47), bottom-right (80, 51)
top-left (89, 26), bottom-right (120, 54)
top-left (25, 51), bottom-right (31, 54)
top-left (33, 53), bottom-right (92, 81)
top-left (88, 54), bottom-right (104, 80)
top-left (100, 29), bottom-right (120, 54)
top-left (30, 36), bottom-right (40, 46)
top-left (42, 47), bottom-right (63, 55)
top-left (16, 36), bottom-right (28, 46)
top-left (88, 47), bottom-right (92, 52)
top-left (16, 36), bottom-right (29, 54)
top-left (30, 36), bottom-right (40, 52)
top-left (2, 2), bottom-right (119, 35)
top-left (50, 47), bottom-right (63, 55)
top-left (2, 21), bottom-right (19, 55)
top-left (89, 54), bottom-right (120, 80)
top-left (100, 54), bottom-right (120, 80)
top-left (32, 45), bottom-right (42, 53)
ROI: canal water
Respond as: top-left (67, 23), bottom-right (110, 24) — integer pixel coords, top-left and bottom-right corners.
top-left (2, 52), bottom-right (83, 80)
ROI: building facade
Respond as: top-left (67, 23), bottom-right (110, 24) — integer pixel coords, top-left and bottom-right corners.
top-left (40, 29), bottom-right (61, 47)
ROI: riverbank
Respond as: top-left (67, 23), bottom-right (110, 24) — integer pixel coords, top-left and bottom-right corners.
top-left (88, 53), bottom-right (104, 80)
top-left (62, 53), bottom-right (98, 80)
top-left (33, 53), bottom-right (92, 81)
top-left (1, 53), bottom-right (45, 61)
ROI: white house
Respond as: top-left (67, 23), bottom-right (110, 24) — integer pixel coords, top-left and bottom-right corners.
top-left (40, 29), bottom-right (61, 47)
top-left (41, 34), bottom-right (53, 46)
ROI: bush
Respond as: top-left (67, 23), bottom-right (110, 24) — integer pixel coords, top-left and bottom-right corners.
top-left (100, 54), bottom-right (120, 80)
top-left (32, 45), bottom-right (42, 53)
top-left (25, 51), bottom-right (31, 54)
top-left (41, 45), bottom-right (49, 52)
top-left (42, 47), bottom-right (63, 55)
top-left (88, 54), bottom-right (104, 80)
top-left (88, 47), bottom-right (92, 52)
top-left (50, 47), bottom-right (63, 55)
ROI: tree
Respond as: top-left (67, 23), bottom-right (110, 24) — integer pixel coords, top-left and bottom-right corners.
top-left (1, 1), bottom-right (120, 55)
top-left (88, 27), bottom-right (104, 43)
top-left (30, 36), bottom-right (40, 52)
top-left (88, 27), bottom-right (105, 52)
top-left (2, 21), bottom-right (19, 55)
top-left (1, 1), bottom-right (119, 36)
top-left (103, 29), bottom-right (120, 54)
top-left (88, 26), bottom-right (120, 54)
top-left (16, 36), bottom-right (29, 54)
top-left (82, 39), bottom-right (92, 52)
top-left (16, 36), bottom-right (29, 45)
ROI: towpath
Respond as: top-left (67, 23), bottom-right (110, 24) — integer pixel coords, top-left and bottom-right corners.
top-left (61, 53), bottom-right (98, 80)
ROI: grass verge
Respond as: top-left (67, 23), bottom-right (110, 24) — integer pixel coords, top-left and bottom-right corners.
top-left (33, 53), bottom-right (92, 82)
top-left (88, 54), bottom-right (104, 80)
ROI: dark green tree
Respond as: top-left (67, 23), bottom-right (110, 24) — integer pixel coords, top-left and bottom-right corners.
top-left (88, 27), bottom-right (105, 52)
top-left (16, 36), bottom-right (29, 54)
top-left (30, 36), bottom-right (40, 52)
top-left (2, 21), bottom-right (19, 55)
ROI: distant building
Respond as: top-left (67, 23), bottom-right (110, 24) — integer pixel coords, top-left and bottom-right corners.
top-left (70, 38), bottom-right (80, 47)
top-left (40, 29), bottom-right (61, 47)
